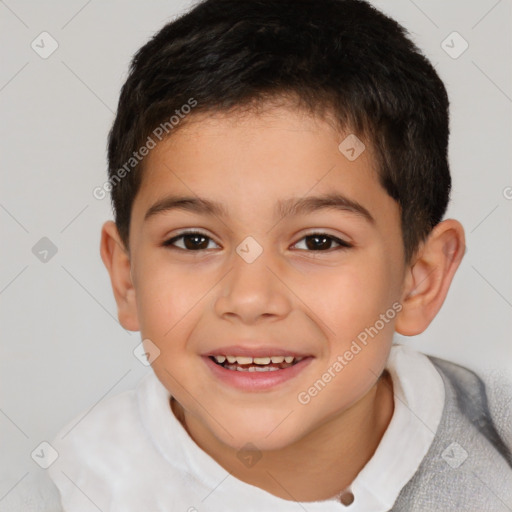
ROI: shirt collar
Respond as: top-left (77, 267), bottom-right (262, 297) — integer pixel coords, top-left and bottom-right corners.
top-left (137, 344), bottom-right (445, 511)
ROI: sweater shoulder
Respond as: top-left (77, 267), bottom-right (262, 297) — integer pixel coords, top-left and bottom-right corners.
top-left (392, 356), bottom-right (512, 511)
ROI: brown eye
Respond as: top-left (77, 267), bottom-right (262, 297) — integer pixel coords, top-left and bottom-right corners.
top-left (294, 233), bottom-right (352, 251)
top-left (163, 232), bottom-right (219, 251)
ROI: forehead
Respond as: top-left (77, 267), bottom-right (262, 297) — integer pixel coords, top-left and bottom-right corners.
top-left (132, 106), bottom-right (397, 231)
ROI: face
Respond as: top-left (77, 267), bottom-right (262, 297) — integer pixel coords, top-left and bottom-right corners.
top-left (127, 106), bottom-right (406, 451)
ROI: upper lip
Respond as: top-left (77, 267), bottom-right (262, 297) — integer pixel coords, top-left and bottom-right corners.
top-left (203, 345), bottom-right (311, 358)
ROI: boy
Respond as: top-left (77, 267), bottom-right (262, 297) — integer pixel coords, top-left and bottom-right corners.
top-left (45, 0), bottom-right (512, 510)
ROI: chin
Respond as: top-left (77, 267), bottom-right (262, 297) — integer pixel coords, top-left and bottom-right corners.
top-left (204, 412), bottom-right (311, 452)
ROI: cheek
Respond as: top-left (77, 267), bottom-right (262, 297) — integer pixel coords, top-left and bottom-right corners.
top-left (321, 255), bottom-right (399, 399)
top-left (297, 271), bottom-right (397, 417)
top-left (306, 253), bottom-right (398, 390)
top-left (133, 253), bottom-right (206, 341)
top-left (312, 256), bottom-right (398, 340)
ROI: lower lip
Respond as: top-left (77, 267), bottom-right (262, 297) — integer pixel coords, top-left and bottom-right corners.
top-left (203, 356), bottom-right (313, 391)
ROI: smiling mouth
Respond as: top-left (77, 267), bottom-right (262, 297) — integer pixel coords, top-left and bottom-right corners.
top-left (209, 354), bottom-right (305, 372)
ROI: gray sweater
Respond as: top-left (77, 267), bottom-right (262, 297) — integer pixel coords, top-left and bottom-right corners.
top-left (392, 357), bottom-right (512, 511)
top-left (3, 357), bottom-right (511, 511)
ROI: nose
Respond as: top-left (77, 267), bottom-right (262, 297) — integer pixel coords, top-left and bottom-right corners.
top-left (214, 250), bottom-right (292, 325)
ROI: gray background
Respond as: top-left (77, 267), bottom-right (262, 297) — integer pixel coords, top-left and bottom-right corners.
top-left (1, 0), bottom-right (511, 501)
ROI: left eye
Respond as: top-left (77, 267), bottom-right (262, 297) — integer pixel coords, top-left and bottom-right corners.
top-left (293, 233), bottom-right (352, 251)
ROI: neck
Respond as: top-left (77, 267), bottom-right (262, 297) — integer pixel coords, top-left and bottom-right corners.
top-left (172, 371), bottom-right (394, 502)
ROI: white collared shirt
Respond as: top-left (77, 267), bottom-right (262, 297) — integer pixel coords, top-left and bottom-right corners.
top-left (49, 344), bottom-right (445, 511)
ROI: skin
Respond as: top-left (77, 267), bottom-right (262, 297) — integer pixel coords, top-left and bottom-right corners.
top-left (101, 105), bottom-right (465, 502)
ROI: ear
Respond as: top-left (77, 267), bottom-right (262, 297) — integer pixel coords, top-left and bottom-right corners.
top-left (395, 219), bottom-right (465, 336)
top-left (100, 221), bottom-right (140, 331)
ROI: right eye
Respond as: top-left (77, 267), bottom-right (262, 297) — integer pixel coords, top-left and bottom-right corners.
top-left (163, 231), bottom-right (220, 251)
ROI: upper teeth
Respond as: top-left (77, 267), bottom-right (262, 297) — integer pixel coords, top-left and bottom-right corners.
top-left (213, 355), bottom-right (298, 365)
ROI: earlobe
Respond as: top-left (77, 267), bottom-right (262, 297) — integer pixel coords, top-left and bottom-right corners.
top-left (395, 219), bottom-right (465, 336)
top-left (100, 221), bottom-right (140, 331)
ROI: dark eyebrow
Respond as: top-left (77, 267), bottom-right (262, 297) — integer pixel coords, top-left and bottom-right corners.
top-left (144, 193), bottom-right (374, 223)
top-left (276, 193), bottom-right (374, 224)
top-left (144, 196), bottom-right (228, 221)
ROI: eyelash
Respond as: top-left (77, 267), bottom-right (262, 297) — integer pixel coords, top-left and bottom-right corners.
top-left (162, 230), bottom-right (353, 252)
